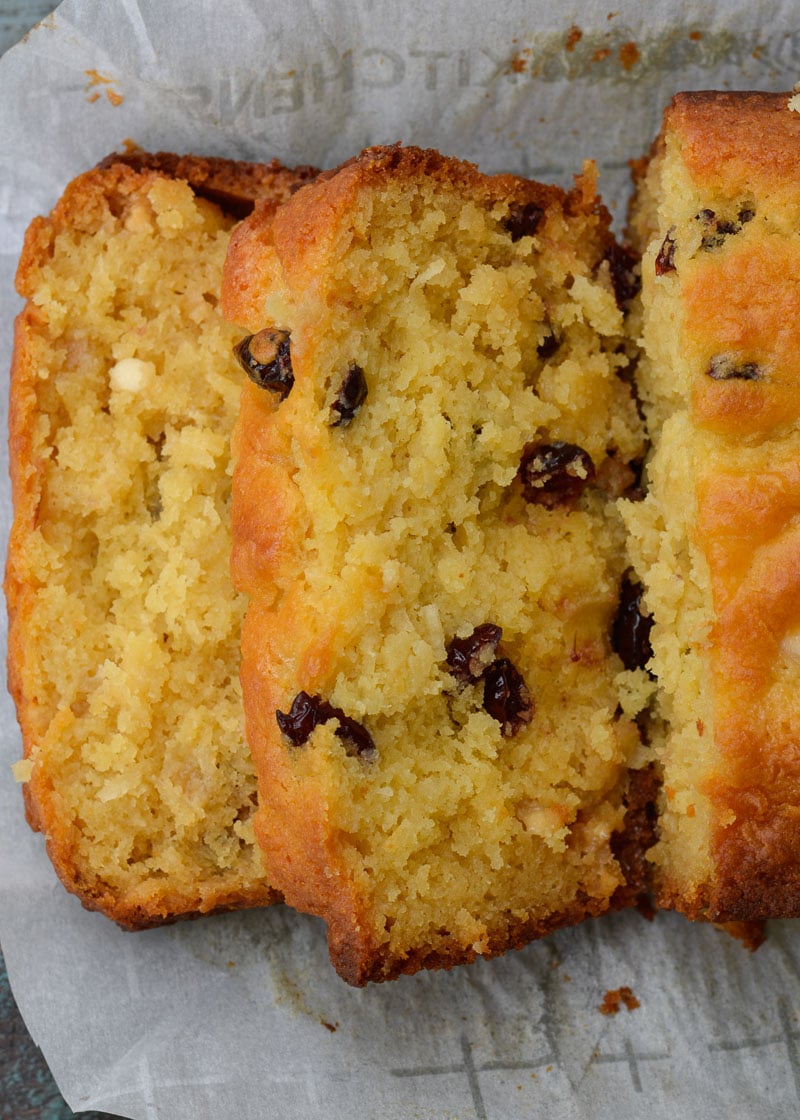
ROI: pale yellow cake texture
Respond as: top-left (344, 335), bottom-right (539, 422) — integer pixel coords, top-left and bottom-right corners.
top-left (226, 147), bottom-right (650, 983)
top-left (7, 164), bottom-right (275, 924)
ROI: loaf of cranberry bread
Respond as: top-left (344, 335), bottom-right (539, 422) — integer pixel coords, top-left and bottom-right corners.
top-left (224, 145), bottom-right (650, 984)
top-left (6, 153), bottom-right (314, 926)
top-left (625, 91), bottom-right (800, 921)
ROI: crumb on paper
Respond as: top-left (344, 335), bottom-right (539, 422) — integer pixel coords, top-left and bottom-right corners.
top-left (565, 25), bottom-right (582, 52)
top-left (600, 986), bottom-right (640, 1015)
top-left (11, 759), bottom-right (33, 783)
top-left (689, 29), bottom-right (703, 41)
top-left (592, 47), bottom-right (612, 63)
top-left (321, 1020), bottom-right (338, 1033)
top-left (122, 138), bottom-right (143, 155)
top-left (508, 48), bottom-right (531, 74)
top-left (85, 68), bottom-right (114, 87)
top-left (619, 41), bottom-right (640, 70)
top-left (84, 69), bottom-right (124, 108)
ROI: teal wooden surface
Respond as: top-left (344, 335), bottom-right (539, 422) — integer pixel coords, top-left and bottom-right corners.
top-left (0, 947), bottom-right (120, 1119)
top-left (0, 0), bottom-right (54, 55)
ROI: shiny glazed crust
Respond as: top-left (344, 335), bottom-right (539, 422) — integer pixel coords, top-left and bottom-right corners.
top-left (226, 145), bottom-right (648, 984)
top-left (6, 153), bottom-right (315, 927)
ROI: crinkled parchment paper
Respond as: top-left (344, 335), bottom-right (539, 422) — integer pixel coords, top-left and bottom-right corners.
top-left (3, 2), bottom-right (800, 1117)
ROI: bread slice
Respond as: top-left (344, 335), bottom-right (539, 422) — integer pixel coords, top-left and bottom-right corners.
top-left (625, 91), bottom-right (800, 920)
top-left (6, 153), bottom-right (315, 927)
top-left (223, 145), bottom-right (650, 984)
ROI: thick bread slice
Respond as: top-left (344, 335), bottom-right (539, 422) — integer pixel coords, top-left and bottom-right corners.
top-left (626, 91), bottom-right (800, 920)
top-left (224, 145), bottom-right (650, 984)
top-left (6, 154), bottom-right (314, 927)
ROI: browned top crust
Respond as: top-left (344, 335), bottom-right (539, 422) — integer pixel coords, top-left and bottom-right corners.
top-left (666, 91), bottom-right (800, 199)
top-left (223, 143), bottom-right (610, 331)
top-left (650, 92), bottom-right (800, 920)
top-left (98, 149), bottom-right (318, 218)
top-left (665, 93), bottom-right (800, 438)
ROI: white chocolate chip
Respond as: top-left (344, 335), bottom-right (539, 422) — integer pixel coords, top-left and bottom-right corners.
top-left (109, 357), bottom-right (152, 392)
top-left (782, 630), bottom-right (800, 659)
top-left (516, 800), bottom-right (567, 836)
top-left (11, 758), bottom-right (33, 782)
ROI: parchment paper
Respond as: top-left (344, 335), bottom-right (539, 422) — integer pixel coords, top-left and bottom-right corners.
top-left (3, 2), bottom-right (800, 1117)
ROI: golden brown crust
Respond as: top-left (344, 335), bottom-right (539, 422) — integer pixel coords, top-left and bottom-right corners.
top-left (5, 153), bottom-right (316, 928)
top-left (657, 102), bottom-right (800, 437)
top-left (667, 91), bottom-right (800, 202)
top-left (98, 149), bottom-right (318, 218)
top-left (697, 465), bottom-right (800, 920)
top-left (684, 98), bottom-right (800, 920)
top-left (332, 897), bottom-right (614, 987)
top-left (224, 144), bottom-right (611, 333)
top-left (272, 144), bottom-right (577, 288)
top-left (637, 93), bottom-right (800, 921)
top-left (683, 243), bottom-right (800, 437)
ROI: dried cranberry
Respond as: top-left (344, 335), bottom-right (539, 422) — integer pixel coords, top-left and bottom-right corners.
top-left (505, 202), bottom-right (545, 241)
top-left (605, 242), bottom-right (641, 308)
top-left (234, 329), bottom-right (294, 398)
top-left (333, 713), bottom-right (377, 759)
top-left (612, 576), bottom-right (653, 672)
top-left (483, 658), bottom-right (533, 737)
top-left (276, 691), bottom-right (327, 745)
top-left (696, 207), bottom-right (753, 251)
top-left (696, 210), bottom-right (726, 250)
top-left (519, 441), bottom-right (596, 509)
top-left (330, 364), bottom-right (368, 426)
top-left (276, 692), bottom-right (375, 759)
top-left (446, 623), bottom-right (503, 684)
top-left (655, 229), bottom-right (676, 275)
top-left (706, 356), bottom-right (761, 381)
